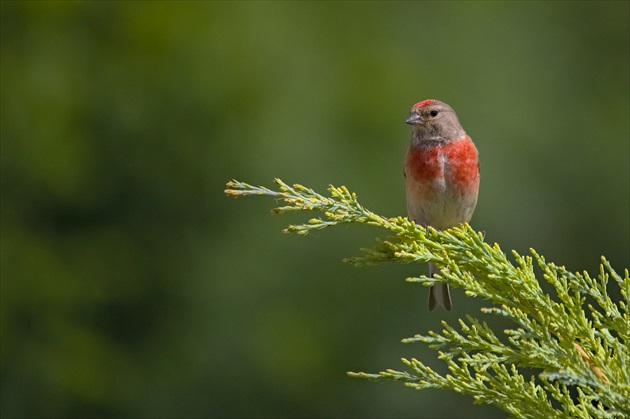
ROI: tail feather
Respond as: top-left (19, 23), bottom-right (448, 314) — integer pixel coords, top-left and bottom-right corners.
top-left (427, 262), bottom-right (452, 311)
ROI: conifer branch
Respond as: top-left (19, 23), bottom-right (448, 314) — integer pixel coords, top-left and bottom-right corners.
top-left (225, 179), bottom-right (630, 418)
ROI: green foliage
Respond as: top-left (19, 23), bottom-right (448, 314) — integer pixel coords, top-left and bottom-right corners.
top-left (225, 179), bottom-right (630, 418)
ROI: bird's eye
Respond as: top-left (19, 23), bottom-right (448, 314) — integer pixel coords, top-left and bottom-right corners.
top-left (430, 110), bottom-right (439, 117)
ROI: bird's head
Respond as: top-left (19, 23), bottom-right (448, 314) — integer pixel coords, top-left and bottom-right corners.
top-left (406, 99), bottom-right (466, 143)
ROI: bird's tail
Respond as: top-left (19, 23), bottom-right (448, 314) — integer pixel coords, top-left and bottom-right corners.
top-left (427, 262), bottom-right (452, 311)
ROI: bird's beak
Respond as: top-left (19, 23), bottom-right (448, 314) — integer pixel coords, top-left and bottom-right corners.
top-left (405, 113), bottom-right (422, 125)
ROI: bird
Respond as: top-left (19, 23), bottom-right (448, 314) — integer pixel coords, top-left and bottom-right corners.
top-left (403, 99), bottom-right (480, 311)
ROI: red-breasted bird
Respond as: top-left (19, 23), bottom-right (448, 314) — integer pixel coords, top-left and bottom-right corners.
top-left (404, 99), bottom-right (480, 311)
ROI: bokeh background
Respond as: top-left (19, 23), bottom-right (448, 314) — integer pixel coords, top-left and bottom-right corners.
top-left (1, 1), bottom-right (628, 418)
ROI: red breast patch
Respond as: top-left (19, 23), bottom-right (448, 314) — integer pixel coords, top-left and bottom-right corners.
top-left (406, 137), bottom-right (479, 190)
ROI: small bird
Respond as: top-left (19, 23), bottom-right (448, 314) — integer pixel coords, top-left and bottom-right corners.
top-left (404, 99), bottom-right (480, 311)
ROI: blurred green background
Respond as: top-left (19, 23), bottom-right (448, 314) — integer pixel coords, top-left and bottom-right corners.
top-left (1, 1), bottom-right (628, 417)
